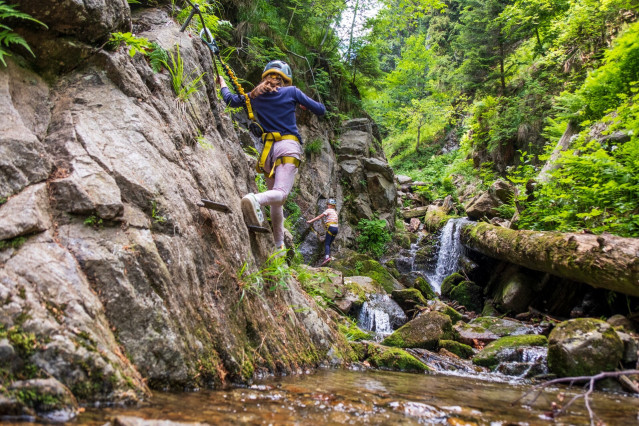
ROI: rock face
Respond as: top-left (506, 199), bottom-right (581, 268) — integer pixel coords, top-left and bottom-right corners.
top-left (336, 118), bottom-right (397, 237)
top-left (548, 318), bottom-right (624, 377)
top-left (1, 3), bottom-right (362, 410)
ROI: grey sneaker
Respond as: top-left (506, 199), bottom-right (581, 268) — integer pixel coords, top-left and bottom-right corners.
top-left (241, 193), bottom-right (264, 226)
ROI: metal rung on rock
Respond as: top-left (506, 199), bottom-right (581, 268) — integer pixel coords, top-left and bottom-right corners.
top-left (198, 199), bottom-right (231, 213)
top-left (247, 225), bottom-right (270, 234)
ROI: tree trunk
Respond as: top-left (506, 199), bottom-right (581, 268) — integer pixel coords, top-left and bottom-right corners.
top-left (537, 121), bottom-right (577, 183)
top-left (346, 0), bottom-right (360, 62)
top-left (460, 222), bottom-right (639, 297)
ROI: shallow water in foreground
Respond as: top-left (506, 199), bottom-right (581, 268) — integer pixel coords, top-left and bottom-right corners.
top-left (72, 369), bottom-right (639, 425)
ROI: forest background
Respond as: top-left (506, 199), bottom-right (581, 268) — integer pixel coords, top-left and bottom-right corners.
top-left (5, 0), bottom-right (637, 238)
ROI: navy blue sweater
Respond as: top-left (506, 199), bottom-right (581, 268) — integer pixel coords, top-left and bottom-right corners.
top-left (221, 86), bottom-right (325, 142)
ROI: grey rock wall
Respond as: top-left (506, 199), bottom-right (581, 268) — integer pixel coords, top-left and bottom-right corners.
top-left (1, 4), bottom-right (362, 411)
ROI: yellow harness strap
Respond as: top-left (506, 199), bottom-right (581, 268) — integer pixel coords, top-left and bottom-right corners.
top-left (325, 222), bottom-right (338, 236)
top-left (256, 132), bottom-right (301, 178)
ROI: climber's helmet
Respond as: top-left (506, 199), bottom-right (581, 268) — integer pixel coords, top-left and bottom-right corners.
top-left (328, 198), bottom-right (336, 206)
top-left (262, 60), bottom-right (293, 85)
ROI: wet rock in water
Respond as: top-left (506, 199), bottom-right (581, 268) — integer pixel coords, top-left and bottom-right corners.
top-left (407, 348), bottom-right (483, 374)
top-left (7, 378), bottom-right (79, 422)
top-left (363, 343), bottom-right (430, 373)
top-left (391, 289), bottom-right (428, 313)
top-left (439, 340), bottom-right (475, 359)
top-left (113, 416), bottom-right (207, 426)
top-left (455, 317), bottom-right (539, 346)
top-left (472, 335), bottom-right (548, 372)
top-left (382, 311), bottom-right (453, 350)
top-left (449, 280), bottom-right (484, 313)
top-left (548, 318), bottom-right (624, 377)
top-left (358, 293), bottom-right (407, 334)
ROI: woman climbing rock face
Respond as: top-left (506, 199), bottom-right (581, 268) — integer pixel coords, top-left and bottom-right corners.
top-left (307, 199), bottom-right (339, 265)
top-left (217, 60), bottom-right (326, 251)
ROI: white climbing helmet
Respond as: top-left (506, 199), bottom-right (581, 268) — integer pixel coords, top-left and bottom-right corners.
top-left (262, 60), bottom-right (293, 85)
top-left (328, 198), bottom-right (336, 206)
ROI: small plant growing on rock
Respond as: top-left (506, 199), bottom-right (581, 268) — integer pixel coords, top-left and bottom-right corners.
top-left (0, 1), bottom-right (47, 66)
top-left (304, 139), bottom-right (322, 155)
top-left (356, 218), bottom-right (391, 259)
top-left (108, 32), bottom-right (152, 58)
top-left (161, 44), bottom-right (205, 106)
top-left (151, 200), bottom-right (167, 225)
top-left (83, 215), bottom-right (102, 228)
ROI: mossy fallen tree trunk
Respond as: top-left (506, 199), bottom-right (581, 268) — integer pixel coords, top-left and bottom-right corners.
top-left (460, 222), bottom-right (639, 297)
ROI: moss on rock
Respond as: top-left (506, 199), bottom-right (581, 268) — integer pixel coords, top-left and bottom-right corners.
top-left (440, 273), bottom-right (464, 298)
top-left (439, 340), bottom-right (474, 359)
top-left (338, 322), bottom-right (372, 342)
top-left (382, 311), bottom-right (453, 350)
top-left (391, 288), bottom-right (427, 312)
top-left (449, 281), bottom-right (484, 313)
top-left (473, 335), bottom-right (548, 369)
top-left (330, 252), bottom-right (399, 293)
top-left (366, 344), bottom-right (430, 373)
top-left (414, 277), bottom-right (436, 300)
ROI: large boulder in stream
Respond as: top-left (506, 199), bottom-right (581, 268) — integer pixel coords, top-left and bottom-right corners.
top-left (352, 342), bottom-right (430, 373)
top-left (455, 317), bottom-right (540, 346)
top-left (548, 318), bottom-right (624, 377)
top-left (472, 335), bottom-right (548, 376)
top-left (382, 311), bottom-right (454, 350)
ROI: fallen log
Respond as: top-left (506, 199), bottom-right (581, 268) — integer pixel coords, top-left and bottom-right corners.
top-left (460, 222), bottom-right (639, 297)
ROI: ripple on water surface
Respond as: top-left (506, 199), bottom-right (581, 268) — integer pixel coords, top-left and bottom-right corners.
top-left (71, 369), bottom-right (639, 424)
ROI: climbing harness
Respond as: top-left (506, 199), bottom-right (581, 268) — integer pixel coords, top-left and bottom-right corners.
top-left (256, 132), bottom-right (301, 178)
top-left (325, 222), bottom-right (338, 236)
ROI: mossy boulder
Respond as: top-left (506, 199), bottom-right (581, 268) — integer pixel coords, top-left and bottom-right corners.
top-left (382, 311), bottom-right (453, 350)
top-left (338, 321), bottom-right (372, 342)
top-left (439, 340), bottom-right (474, 359)
top-left (8, 378), bottom-right (79, 421)
top-left (548, 318), bottom-right (624, 377)
top-left (440, 273), bottom-right (465, 298)
top-left (449, 280), bottom-right (484, 313)
top-left (455, 317), bottom-right (537, 346)
top-left (429, 300), bottom-right (462, 324)
top-left (329, 252), bottom-right (401, 293)
top-left (391, 289), bottom-right (427, 313)
top-left (414, 277), bottom-right (436, 300)
top-left (473, 335), bottom-right (548, 369)
top-left (366, 344), bottom-right (430, 373)
top-left (424, 207), bottom-right (453, 232)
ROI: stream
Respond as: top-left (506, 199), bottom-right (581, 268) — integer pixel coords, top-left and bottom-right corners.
top-left (69, 369), bottom-right (638, 424)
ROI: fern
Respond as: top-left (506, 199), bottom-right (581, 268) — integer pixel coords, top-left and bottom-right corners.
top-left (0, 1), bottom-right (47, 66)
top-left (108, 32), bottom-right (151, 58)
top-left (148, 42), bottom-right (167, 73)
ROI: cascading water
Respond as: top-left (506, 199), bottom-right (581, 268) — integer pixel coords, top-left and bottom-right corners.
top-left (358, 294), bottom-right (407, 339)
top-left (426, 217), bottom-right (472, 294)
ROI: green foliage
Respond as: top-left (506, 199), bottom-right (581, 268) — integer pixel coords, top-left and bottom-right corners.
top-left (237, 250), bottom-right (291, 301)
top-left (83, 215), bottom-right (103, 228)
top-left (148, 42), bottom-right (168, 73)
top-left (0, 1), bottom-right (47, 66)
top-left (108, 32), bottom-right (152, 58)
top-left (355, 218), bottom-right (391, 259)
top-left (150, 200), bottom-right (167, 225)
top-left (338, 319), bottom-right (372, 341)
top-left (294, 265), bottom-right (339, 308)
top-left (0, 236), bottom-right (26, 250)
top-left (161, 44), bottom-right (205, 104)
top-left (304, 139), bottom-right (323, 155)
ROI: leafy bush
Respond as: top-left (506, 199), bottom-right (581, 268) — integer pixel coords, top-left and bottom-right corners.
top-left (356, 218), bottom-right (391, 259)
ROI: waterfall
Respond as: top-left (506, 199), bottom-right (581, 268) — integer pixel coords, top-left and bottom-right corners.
top-left (426, 218), bottom-right (472, 294)
top-left (358, 294), bottom-right (407, 338)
